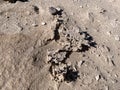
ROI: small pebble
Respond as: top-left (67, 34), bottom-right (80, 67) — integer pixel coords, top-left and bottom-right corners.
top-left (33, 5), bottom-right (39, 14)
top-left (41, 22), bottom-right (46, 25)
top-left (95, 75), bottom-right (100, 81)
top-left (115, 35), bottom-right (120, 41)
top-left (80, 5), bottom-right (83, 8)
top-left (56, 7), bottom-right (62, 12)
top-left (49, 7), bottom-right (58, 15)
top-left (106, 31), bottom-right (111, 36)
top-left (110, 60), bottom-right (115, 66)
top-left (32, 23), bottom-right (38, 27)
top-left (100, 9), bottom-right (107, 14)
top-left (114, 74), bottom-right (118, 78)
top-left (96, 54), bottom-right (101, 57)
top-left (77, 60), bottom-right (85, 68)
top-left (112, 79), bottom-right (118, 83)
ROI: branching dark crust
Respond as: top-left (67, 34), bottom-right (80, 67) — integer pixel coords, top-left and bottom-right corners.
top-left (47, 7), bottom-right (97, 83)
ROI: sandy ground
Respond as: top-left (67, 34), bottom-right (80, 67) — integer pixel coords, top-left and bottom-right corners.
top-left (0, 0), bottom-right (120, 90)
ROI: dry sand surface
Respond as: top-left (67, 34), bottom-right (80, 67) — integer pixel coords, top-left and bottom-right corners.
top-left (0, 0), bottom-right (120, 90)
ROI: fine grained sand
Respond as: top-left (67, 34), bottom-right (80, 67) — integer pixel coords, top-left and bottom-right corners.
top-left (0, 0), bottom-right (120, 90)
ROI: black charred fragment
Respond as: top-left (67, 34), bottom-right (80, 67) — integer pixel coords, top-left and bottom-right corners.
top-left (64, 66), bottom-right (79, 82)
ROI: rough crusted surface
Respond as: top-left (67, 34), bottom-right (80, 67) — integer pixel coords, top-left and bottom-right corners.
top-left (0, 0), bottom-right (120, 90)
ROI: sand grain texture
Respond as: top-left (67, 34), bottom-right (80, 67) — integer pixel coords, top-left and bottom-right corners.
top-left (0, 0), bottom-right (120, 90)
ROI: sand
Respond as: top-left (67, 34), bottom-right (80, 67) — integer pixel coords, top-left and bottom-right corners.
top-left (0, 0), bottom-right (120, 90)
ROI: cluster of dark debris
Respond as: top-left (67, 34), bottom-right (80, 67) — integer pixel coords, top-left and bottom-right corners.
top-left (49, 7), bottom-right (96, 52)
top-left (58, 26), bottom-right (97, 52)
top-left (47, 7), bottom-right (97, 82)
top-left (47, 49), bottom-right (79, 82)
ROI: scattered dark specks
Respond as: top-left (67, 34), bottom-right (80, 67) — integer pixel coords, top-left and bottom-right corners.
top-left (100, 9), bottom-right (107, 14)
